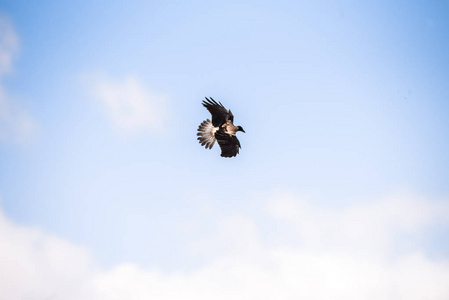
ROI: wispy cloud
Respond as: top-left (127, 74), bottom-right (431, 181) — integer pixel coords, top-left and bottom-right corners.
top-left (0, 15), bottom-right (37, 144)
top-left (266, 193), bottom-right (445, 256)
top-left (1, 192), bottom-right (449, 299)
top-left (0, 200), bottom-right (95, 300)
top-left (85, 73), bottom-right (169, 136)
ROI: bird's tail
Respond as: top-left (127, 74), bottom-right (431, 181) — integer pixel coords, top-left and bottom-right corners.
top-left (197, 119), bottom-right (217, 149)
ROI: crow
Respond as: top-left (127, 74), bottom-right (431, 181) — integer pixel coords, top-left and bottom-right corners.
top-left (197, 97), bottom-right (245, 157)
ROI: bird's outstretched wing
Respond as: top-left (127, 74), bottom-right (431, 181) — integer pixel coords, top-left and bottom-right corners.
top-left (202, 97), bottom-right (234, 127)
top-left (215, 130), bottom-right (241, 157)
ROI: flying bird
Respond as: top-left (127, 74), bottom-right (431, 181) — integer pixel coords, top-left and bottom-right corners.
top-left (197, 97), bottom-right (245, 157)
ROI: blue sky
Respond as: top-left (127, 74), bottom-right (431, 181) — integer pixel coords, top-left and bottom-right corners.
top-left (1, 1), bottom-right (449, 299)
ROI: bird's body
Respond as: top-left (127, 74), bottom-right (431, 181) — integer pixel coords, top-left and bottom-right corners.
top-left (197, 97), bottom-right (245, 157)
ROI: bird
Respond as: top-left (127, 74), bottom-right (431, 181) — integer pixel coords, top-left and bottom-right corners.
top-left (197, 97), bottom-right (245, 157)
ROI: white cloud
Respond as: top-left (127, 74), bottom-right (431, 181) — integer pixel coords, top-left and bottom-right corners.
top-left (1, 193), bottom-right (449, 299)
top-left (0, 205), bottom-right (95, 300)
top-left (86, 73), bottom-right (169, 135)
top-left (266, 193), bottom-right (446, 257)
top-left (0, 15), bottom-right (37, 144)
top-left (0, 15), bottom-right (18, 76)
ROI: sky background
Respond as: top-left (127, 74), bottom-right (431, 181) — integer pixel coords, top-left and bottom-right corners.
top-left (1, 1), bottom-right (449, 299)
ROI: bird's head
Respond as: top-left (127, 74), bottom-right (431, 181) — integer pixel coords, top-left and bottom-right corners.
top-left (237, 126), bottom-right (245, 133)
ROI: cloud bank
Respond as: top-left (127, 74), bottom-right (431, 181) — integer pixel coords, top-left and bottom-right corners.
top-left (1, 193), bottom-right (449, 300)
top-left (0, 204), bottom-right (94, 300)
top-left (0, 15), bottom-right (37, 144)
top-left (85, 73), bottom-right (169, 136)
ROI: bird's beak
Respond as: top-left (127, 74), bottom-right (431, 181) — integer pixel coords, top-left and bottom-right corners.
top-left (241, 129), bottom-right (246, 133)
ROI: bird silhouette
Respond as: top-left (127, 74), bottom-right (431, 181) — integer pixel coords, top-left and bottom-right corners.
top-left (197, 97), bottom-right (245, 157)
